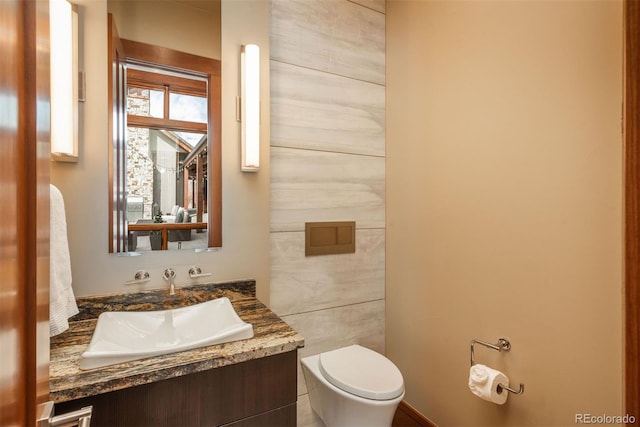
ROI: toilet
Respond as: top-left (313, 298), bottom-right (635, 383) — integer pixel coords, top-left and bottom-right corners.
top-left (300, 345), bottom-right (405, 427)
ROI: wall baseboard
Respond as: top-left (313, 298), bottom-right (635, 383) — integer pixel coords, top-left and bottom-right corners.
top-left (392, 400), bottom-right (437, 427)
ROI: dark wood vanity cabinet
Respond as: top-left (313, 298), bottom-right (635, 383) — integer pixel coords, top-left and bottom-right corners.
top-left (55, 351), bottom-right (298, 427)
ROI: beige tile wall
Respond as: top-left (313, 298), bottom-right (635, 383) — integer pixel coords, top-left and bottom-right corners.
top-left (270, 147), bottom-right (385, 232)
top-left (270, 229), bottom-right (385, 316)
top-left (269, 0), bottom-right (386, 424)
top-left (270, 0), bottom-right (385, 85)
top-left (271, 61), bottom-right (385, 157)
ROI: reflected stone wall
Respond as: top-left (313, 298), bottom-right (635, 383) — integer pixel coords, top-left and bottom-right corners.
top-left (126, 89), bottom-right (154, 220)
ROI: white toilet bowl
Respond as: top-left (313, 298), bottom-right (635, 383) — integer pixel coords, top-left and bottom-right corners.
top-left (301, 345), bottom-right (405, 427)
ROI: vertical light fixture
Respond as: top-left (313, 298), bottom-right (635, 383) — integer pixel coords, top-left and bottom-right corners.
top-left (240, 44), bottom-right (260, 172)
top-left (50, 0), bottom-right (79, 162)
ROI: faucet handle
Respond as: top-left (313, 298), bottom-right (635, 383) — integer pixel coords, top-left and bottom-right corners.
top-left (124, 270), bottom-right (150, 285)
top-left (162, 268), bottom-right (176, 281)
top-left (188, 266), bottom-right (212, 279)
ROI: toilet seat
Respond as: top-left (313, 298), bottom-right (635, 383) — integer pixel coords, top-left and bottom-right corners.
top-left (318, 345), bottom-right (404, 401)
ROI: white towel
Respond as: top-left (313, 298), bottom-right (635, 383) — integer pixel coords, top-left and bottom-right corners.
top-left (49, 184), bottom-right (79, 336)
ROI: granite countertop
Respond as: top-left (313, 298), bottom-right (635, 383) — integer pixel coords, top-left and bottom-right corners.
top-left (49, 280), bottom-right (305, 403)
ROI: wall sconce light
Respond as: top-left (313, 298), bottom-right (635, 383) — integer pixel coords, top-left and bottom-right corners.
top-left (50, 0), bottom-right (79, 162)
top-left (240, 44), bottom-right (260, 172)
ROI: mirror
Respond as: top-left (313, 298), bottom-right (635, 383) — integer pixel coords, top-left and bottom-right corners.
top-left (107, 0), bottom-right (221, 254)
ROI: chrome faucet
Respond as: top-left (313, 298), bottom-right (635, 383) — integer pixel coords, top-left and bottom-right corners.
top-left (162, 268), bottom-right (177, 295)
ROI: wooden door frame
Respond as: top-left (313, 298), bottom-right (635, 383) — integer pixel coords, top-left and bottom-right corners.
top-left (0, 0), bottom-right (50, 425)
top-left (625, 0), bottom-right (640, 422)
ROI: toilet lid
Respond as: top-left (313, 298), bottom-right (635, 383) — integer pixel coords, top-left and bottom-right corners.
top-left (318, 345), bottom-right (404, 400)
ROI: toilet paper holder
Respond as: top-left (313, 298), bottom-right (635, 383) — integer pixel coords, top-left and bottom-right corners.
top-left (470, 338), bottom-right (525, 395)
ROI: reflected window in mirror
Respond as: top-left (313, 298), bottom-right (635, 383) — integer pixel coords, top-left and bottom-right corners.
top-left (108, 34), bottom-right (221, 253)
top-left (126, 66), bottom-right (207, 225)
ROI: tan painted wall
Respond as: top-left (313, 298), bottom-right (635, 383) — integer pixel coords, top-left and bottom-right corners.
top-left (108, 0), bottom-right (221, 60)
top-left (51, 0), bottom-right (271, 303)
top-left (386, 1), bottom-right (623, 425)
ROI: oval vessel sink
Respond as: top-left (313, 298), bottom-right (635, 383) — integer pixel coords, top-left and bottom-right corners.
top-left (79, 297), bottom-right (254, 370)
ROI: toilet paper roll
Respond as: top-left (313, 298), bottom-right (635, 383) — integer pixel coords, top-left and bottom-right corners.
top-left (468, 364), bottom-right (509, 405)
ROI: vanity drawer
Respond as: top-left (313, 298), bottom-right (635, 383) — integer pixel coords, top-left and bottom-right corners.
top-left (222, 403), bottom-right (297, 427)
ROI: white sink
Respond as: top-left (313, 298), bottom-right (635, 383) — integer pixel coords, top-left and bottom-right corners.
top-left (79, 297), bottom-right (254, 370)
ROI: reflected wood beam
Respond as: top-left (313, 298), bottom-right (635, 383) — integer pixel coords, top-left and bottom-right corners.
top-left (127, 115), bottom-right (207, 134)
top-left (183, 166), bottom-right (189, 208)
top-left (196, 154), bottom-right (204, 223)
